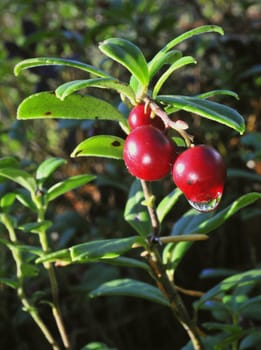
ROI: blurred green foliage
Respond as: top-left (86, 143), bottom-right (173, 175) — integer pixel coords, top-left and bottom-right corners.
top-left (0, 1), bottom-right (260, 349)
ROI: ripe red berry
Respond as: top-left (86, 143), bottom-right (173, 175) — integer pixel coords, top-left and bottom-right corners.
top-left (172, 145), bottom-right (226, 211)
top-left (128, 104), bottom-right (165, 131)
top-left (124, 125), bottom-right (176, 181)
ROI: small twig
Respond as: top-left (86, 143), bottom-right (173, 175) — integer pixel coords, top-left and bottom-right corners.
top-left (143, 96), bottom-right (194, 147)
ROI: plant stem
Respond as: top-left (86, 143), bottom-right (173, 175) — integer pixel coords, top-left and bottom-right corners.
top-left (35, 196), bottom-right (71, 350)
top-left (2, 214), bottom-right (60, 350)
top-left (140, 180), bottom-right (204, 350)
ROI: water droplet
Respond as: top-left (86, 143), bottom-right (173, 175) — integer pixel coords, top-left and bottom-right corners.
top-left (188, 193), bottom-right (222, 212)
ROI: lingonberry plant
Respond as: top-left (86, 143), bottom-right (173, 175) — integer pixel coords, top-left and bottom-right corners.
top-left (0, 25), bottom-right (260, 350)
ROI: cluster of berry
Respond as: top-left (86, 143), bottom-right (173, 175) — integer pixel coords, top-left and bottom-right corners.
top-left (123, 104), bottom-right (226, 211)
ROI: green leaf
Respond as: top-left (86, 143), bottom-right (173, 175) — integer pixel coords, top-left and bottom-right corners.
top-left (124, 180), bottom-right (152, 237)
top-left (156, 188), bottom-right (183, 223)
top-left (89, 278), bottom-right (169, 306)
top-left (197, 269), bottom-right (261, 308)
top-left (148, 50), bottom-right (183, 79)
top-left (0, 168), bottom-right (37, 194)
top-left (152, 56), bottom-right (197, 98)
top-left (14, 57), bottom-right (111, 78)
top-left (71, 135), bottom-right (124, 160)
top-left (17, 92), bottom-right (128, 126)
top-left (37, 236), bottom-right (140, 264)
top-left (157, 95), bottom-right (245, 134)
top-left (15, 189), bottom-right (37, 211)
top-left (196, 90), bottom-right (239, 100)
top-left (0, 156), bottom-right (19, 169)
top-left (149, 25), bottom-right (224, 78)
top-left (36, 157), bottom-right (67, 183)
top-left (0, 193), bottom-right (16, 213)
top-left (170, 192), bottom-right (261, 269)
top-left (19, 221), bottom-right (52, 234)
top-left (46, 174), bottom-right (96, 202)
top-left (228, 169), bottom-right (261, 182)
top-left (99, 37), bottom-right (149, 88)
top-left (240, 331), bottom-right (261, 349)
top-left (55, 78), bottom-right (136, 104)
top-left (70, 236), bottom-right (139, 262)
top-left (81, 342), bottom-right (116, 350)
top-left (0, 277), bottom-right (18, 289)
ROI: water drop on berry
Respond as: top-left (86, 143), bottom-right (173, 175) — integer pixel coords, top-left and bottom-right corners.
top-left (187, 192), bottom-right (223, 212)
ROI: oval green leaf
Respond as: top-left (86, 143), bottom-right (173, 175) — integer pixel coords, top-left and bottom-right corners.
top-left (17, 92), bottom-right (128, 127)
top-left (148, 50), bottom-right (183, 79)
top-left (71, 135), bottom-right (124, 160)
top-left (14, 57), bottom-right (111, 78)
top-left (55, 78), bottom-right (136, 104)
top-left (99, 37), bottom-right (149, 88)
top-left (152, 56), bottom-right (197, 98)
top-left (89, 278), bottom-right (169, 306)
top-left (157, 95), bottom-right (245, 134)
top-left (47, 174), bottom-right (96, 202)
top-left (0, 168), bottom-right (37, 194)
top-left (156, 188), bottom-right (183, 223)
top-left (36, 157), bottom-right (67, 183)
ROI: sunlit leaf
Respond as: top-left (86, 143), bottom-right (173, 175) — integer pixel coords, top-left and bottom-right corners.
top-left (149, 25), bottom-right (224, 78)
top-left (152, 56), bottom-right (197, 98)
top-left (89, 278), bottom-right (169, 306)
top-left (55, 78), bottom-right (136, 104)
top-left (99, 37), bottom-right (149, 88)
top-left (0, 168), bottom-right (37, 194)
top-left (46, 174), bottom-right (96, 202)
top-left (196, 90), bottom-right (239, 100)
top-left (71, 135), bottom-right (124, 160)
top-left (14, 57), bottom-right (111, 78)
top-left (148, 50), bottom-right (182, 79)
top-left (17, 92), bottom-right (128, 127)
top-left (157, 95), bottom-right (245, 134)
top-left (81, 342), bottom-right (116, 350)
top-left (36, 157), bottom-right (67, 183)
top-left (156, 188), bottom-right (183, 223)
top-left (124, 180), bottom-right (152, 237)
top-left (0, 193), bottom-right (16, 213)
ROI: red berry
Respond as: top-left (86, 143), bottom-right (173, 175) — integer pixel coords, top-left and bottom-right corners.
top-left (172, 145), bottom-right (226, 211)
top-left (128, 104), bottom-right (165, 131)
top-left (124, 125), bottom-right (176, 181)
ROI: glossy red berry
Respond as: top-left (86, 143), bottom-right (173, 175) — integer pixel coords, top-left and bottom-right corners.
top-left (124, 125), bottom-right (176, 181)
top-left (172, 145), bottom-right (226, 211)
top-left (128, 104), bottom-right (165, 131)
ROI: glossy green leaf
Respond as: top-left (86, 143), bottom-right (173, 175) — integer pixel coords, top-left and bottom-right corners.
top-left (169, 192), bottom-right (261, 269)
top-left (70, 236), bottom-right (139, 262)
top-left (37, 236), bottom-right (139, 264)
top-left (0, 193), bottom-right (16, 213)
top-left (55, 78), bottom-right (136, 104)
top-left (157, 95), bottom-right (245, 134)
top-left (89, 278), bottom-right (169, 306)
top-left (196, 269), bottom-right (261, 308)
top-left (148, 50), bottom-right (183, 79)
top-left (36, 157), bottom-right (67, 183)
top-left (15, 189), bottom-right (37, 211)
top-left (46, 174), bottom-right (96, 202)
top-left (17, 92), bottom-right (128, 127)
top-left (152, 56), bottom-right (197, 98)
top-left (71, 135), bottom-right (124, 160)
top-left (124, 180), bottom-right (152, 237)
top-left (196, 90), bottom-right (239, 100)
top-left (149, 25), bottom-right (224, 78)
top-left (0, 168), bottom-right (37, 194)
top-left (156, 188), bottom-right (183, 223)
top-left (99, 37), bottom-right (149, 87)
top-left (14, 57), bottom-right (111, 78)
